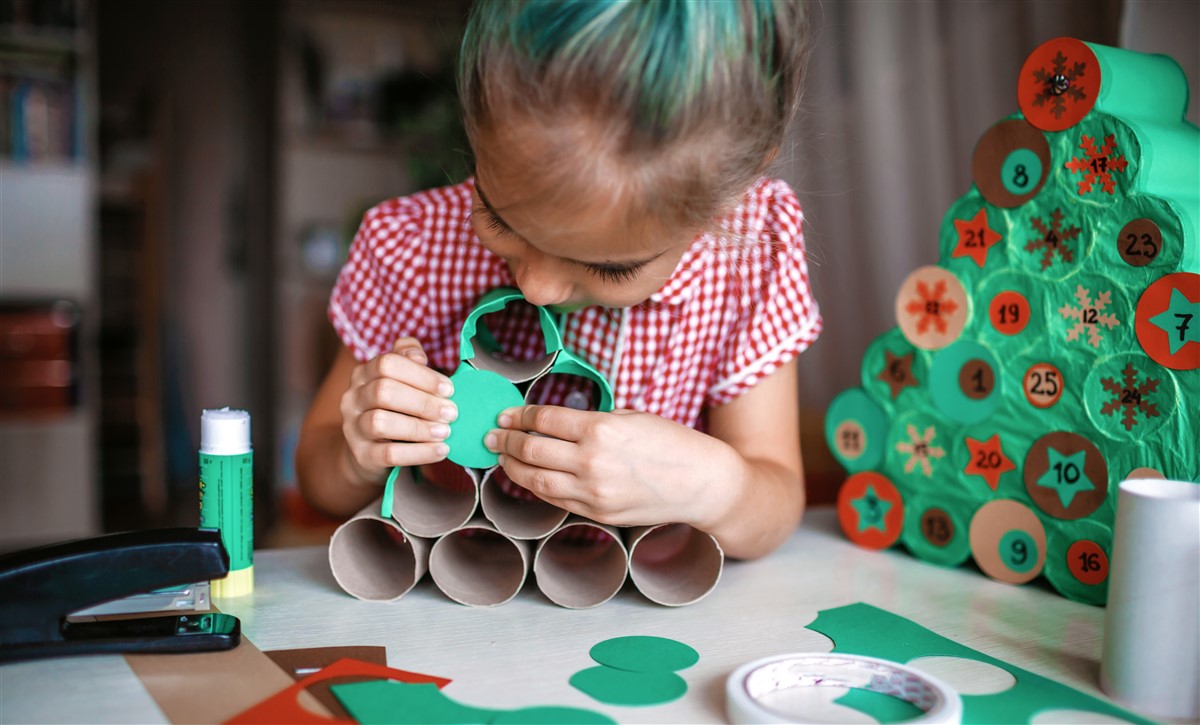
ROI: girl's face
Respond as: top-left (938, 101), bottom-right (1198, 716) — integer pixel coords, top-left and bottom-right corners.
top-left (470, 122), bottom-right (697, 311)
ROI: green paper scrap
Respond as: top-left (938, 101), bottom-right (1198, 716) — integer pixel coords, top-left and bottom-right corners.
top-left (589, 636), bottom-right (699, 673)
top-left (331, 681), bottom-right (497, 725)
top-left (835, 687), bottom-right (926, 724)
top-left (380, 466), bottom-right (400, 518)
top-left (492, 707), bottom-right (616, 725)
top-left (569, 666), bottom-right (688, 707)
top-left (807, 602), bottom-right (1153, 724)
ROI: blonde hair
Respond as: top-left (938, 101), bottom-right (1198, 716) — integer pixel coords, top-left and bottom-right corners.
top-left (458, 0), bottom-right (808, 229)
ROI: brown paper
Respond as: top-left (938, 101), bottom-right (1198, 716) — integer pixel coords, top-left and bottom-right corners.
top-left (626, 523), bottom-right (724, 607)
top-left (328, 500), bottom-right (431, 602)
top-left (533, 517), bottom-right (627, 609)
top-left (388, 464), bottom-right (480, 538)
top-left (126, 635), bottom-right (329, 723)
top-left (265, 646), bottom-right (387, 719)
top-left (428, 517), bottom-right (530, 607)
top-left (480, 467), bottom-right (569, 540)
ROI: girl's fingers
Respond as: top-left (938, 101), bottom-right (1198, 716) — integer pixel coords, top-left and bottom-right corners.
top-left (486, 427), bottom-right (577, 471)
top-left (370, 441), bottom-right (449, 470)
top-left (357, 377), bottom-right (457, 425)
top-left (496, 452), bottom-right (580, 504)
top-left (363, 349), bottom-right (454, 398)
top-left (357, 409), bottom-right (451, 444)
top-left (497, 405), bottom-right (592, 442)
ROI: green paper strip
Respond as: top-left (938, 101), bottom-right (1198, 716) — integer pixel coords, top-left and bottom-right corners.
top-left (834, 687), bottom-right (926, 724)
top-left (807, 602), bottom-right (1152, 724)
top-left (549, 352), bottom-right (615, 412)
top-left (460, 287), bottom-right (562, 361)
top-left (569, 666), bottom-right (688, 707)
top-left (493, 707), bottom-right (615, 725)
top-left (1088, 42), bottom-right (1191, 124)
top-left (331, 681), bottom-right (497, 725)
top-left (380, 466), bottom-right (400, 519)
top-left (589, 636), bottom-right (699, 673)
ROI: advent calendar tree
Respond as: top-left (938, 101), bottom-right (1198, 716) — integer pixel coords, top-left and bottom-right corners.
top-left (825, 37), bottom-right (1199, 605)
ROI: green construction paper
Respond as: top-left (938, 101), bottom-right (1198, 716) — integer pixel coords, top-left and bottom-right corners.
top-left (492, 707), bottom-right (615, 725)
top-left (331, 681), bottom-right (497, 725)
top-left (589, 636), bottom-right (699, 673)
top-left (901, 494), bottom-right (973, 567)
top-left (884, 409), bottom-right (957, 490)
top-left (549, 352), bottom-right (615, 413)
top-left (1083, 352), bottom-right (1177, 442)
top-left (380, 466), bottom-right (399, 518)
top-left (928, 340), bottom-right (1003, 425)
top-left (806, 602), bottom-right (1153, 724)
top-left (1001, 149), bottom-right (1044, 197)
top-left (569, 666), bottom-right (687, 707)
top-left (834, 687), bottom-right (926, 724)
top-left (459, 287), bottom-right (562, 361)
top-left (1088, 41), bottom-right (1191, 124)
top-left (825, 388), bottom-right (891, 472)
top-left (445, 365), bottom-right (526, 469)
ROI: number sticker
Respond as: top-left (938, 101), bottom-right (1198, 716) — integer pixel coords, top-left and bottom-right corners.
top-left (1023, 363), bottom-right (1063, 409)
top-left (969, 499), bottom-right (1047, 584)
top-left (834, 420), bottom-right (867, 460)
top-left (1134, 272), bottom-right (1200, 371)
top-left (958, 359), bottom-right (995, 400)
top-left (1024, 432), bottom-right (1109, 520)
top-left (1117, 219), bottom-right (1162, 268)
top-left (1066, 540), bottom-right (1109, 586)
top-left (990, 290), bottom-right (1031, 336)
top-left (972, 119), bottom-right (1051, 208)
top-left (921, 508), bottom-right (955, 547)
top-left (999, 529), bottom-right (1038, 573)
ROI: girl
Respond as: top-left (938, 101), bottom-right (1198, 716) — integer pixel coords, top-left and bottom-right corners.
top-left (297, 0), bottom-right (821, 560)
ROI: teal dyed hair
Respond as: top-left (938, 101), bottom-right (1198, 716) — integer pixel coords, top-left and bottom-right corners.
top-left (458, 0), bottom-right (808, 227)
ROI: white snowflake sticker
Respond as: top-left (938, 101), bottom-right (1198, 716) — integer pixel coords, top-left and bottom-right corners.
top-left (1058, 284), bottom-right (1120, 348)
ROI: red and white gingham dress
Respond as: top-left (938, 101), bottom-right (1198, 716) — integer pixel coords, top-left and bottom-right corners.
top-left (330, 177), bottom-right (821, 431)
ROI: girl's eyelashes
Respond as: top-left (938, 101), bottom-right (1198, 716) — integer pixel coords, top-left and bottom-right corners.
top-left (478, 207), bottom-right (512, 236)
top-left (584, 263), bottom-right (643, 284)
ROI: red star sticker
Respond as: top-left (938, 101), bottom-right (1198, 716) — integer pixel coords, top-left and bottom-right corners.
top-left (964, 434), bottom-right (1016, 491)
top-left (952, 208), bottom-right (1002, 268)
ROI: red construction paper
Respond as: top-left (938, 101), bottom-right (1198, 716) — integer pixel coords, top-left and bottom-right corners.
top-left (225, 658), bottom-right (451, 725)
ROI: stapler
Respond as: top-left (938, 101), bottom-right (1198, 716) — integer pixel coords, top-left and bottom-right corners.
top-left (0, 527), bottom-right (241, 662)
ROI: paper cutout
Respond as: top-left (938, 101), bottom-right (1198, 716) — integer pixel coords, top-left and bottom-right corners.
top-left (929, 341), bottom-right (1002, 425)
top-left (589, 636), bottom-right (699, 673)
top-left (1023, 433), bottom-right (1108, 520)
top-left (825, 388), bottom-right (890, 471)
top-left (971, 119), bottom-right (1052, 207)
top-left (952, 209), bottom-right (1003, 268)
top-left (264, 646), bottom-right (388, 720)
top-left (1135, 272), bottom-right (1200, 370)
top-left (876, 350), bottom-right (919, 399)
top-left (330, 681), bottom-right (494, 725)
top-left (1057, 284), bottom-right (1121, 349)
top-left (834, 687), bottom-right (925, 723)
top-left (1025, 209), bottom-right (1081, 271)
top-left (968, 499), bottom-right (1047, 584)
top-left (1018, 37), bottom-right (1100, 131)
top-left (963, 435), bottom-right (1015, 492)
top-left (493, 707), bottom-right (616, 724)
top-left (1148, 288), bottom-right (1200, 355)
top-left (446, 366), bottom-right (527, 469)
top-left (1022, 363), bottom-right (1063, 409)
top-left (569, 666), bottom-right (688, 707)
top-left (988, 291), bottom-right (1030, 336)
top-left (226, 658), bottom-right (451, 725)
top-left (1065, 134), bottom-right (1128, 195)
top-left (1116, 219), bottom-right (1162, 268)
top-left (837, 472), bottom-right (904, 550)
top-left (807, 603), bottom-right (1152, 724)
top-left (896, 266), bottom-right (969, 350)
top-left (893, 422), bottom-right (946, 477)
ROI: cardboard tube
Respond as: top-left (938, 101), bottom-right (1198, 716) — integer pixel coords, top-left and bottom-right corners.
top-left (388, 462), bottom-right (480, 538)
top-left (1100, 478), bottom-right (1200, 720)
top-left (626, 523), bottom-right (724, 607)
top-left (328, 501), bottom-right (431, 602)
top-left (480, 467), bottom-right (569, 540)
top-left (533, 518), bottom-right (627, 609)
top-left (429, 518), bottom-right (531, 607)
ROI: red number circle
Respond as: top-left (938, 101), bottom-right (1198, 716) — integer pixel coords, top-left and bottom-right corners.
top-left (1066, 539), bottom-right (1109, 586)
top-left (990, 290), bottom-right (1031, 336)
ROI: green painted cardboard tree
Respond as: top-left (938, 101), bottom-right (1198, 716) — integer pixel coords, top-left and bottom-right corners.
top-left (825, 37), bottom-right (1199, 604)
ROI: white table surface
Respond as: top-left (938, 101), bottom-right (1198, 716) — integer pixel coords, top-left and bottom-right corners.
top-left (0, 508), bottom-right (1130, 724)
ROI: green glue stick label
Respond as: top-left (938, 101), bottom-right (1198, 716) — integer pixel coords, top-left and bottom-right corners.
top-left (199, 451), bottom-right (254, 571)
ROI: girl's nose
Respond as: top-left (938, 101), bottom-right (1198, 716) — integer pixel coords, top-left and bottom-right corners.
top-left (514, 255), bottom-right (571, 307)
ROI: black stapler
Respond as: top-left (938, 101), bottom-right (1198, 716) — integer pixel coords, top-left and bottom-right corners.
top-left (0, 528), bottom-right (240, 663)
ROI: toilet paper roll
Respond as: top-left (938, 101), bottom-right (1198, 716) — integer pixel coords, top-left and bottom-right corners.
top-left (328, 500), bottom-right (431, 602)
top-left (428, 518), bottom-right (531, 607)
top-left (533, 518), bottom-right (627, 609)
top-left (625, 524), bottom-right (723, 607)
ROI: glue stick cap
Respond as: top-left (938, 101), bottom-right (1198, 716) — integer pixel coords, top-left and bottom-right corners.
top-left (201, 407), bottom-right (252, 455)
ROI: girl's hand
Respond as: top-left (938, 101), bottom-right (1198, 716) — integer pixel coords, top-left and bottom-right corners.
top-left (484, 406), bottom-right (738, 528)
top-left (339, 337), bottom-right (457, 482)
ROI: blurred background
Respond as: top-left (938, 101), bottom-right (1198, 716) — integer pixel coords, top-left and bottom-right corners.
top-left (0, 0), bottom-right (1195, 550)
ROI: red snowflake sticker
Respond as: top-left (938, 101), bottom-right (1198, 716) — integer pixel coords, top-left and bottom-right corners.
top-left (906, 280), bottom-right (960, 336)
top-left (1065, 135), bottom-right (1128, 195)
top-left (1025, 209), bottom-right (1081, 270)
top-left (1100, 362), bottom-right (1160, 432)
top-left (1018, 38), bottom-right (1100, 131)
top-left (896, 266), bottom-right (968, 349)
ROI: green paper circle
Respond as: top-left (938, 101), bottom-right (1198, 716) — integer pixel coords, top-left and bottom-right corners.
top-left (1083, 352), bottom-right (1176, 442)
top-left (1010, 195), bottom-right (1092, 282)
top-left (1001, 148), bottom-right (1044, 196)
top-left (494, 707), bottom-right (616, 725)
top-left (1044, 518), bottom-right (1112, 606)
top-left (445, 365), bottom-right (526, 469)
top-left (569, 666), bottom-right (687, 707)
top-left (928, 341), bottom-right (1003, 425)
top-left (589, 636), bottom-right (699, 673)
top-left (825, 388), bottom-right (890, 472)
top-left (901, 495), bottom-right (973, 567)
top-left (861, 329), bottom-right (931, 413)
top-left (998, 529), bottom-right (1039, 573)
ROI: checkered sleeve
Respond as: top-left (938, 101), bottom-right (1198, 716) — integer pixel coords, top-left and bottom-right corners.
top-left (706, 181), bottom-right (823, 406)
top-left (328, 198), bottom-right (430, 362)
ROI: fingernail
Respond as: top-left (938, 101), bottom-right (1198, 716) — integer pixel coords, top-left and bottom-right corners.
top-left (484, 432), bottom-right (498, 451)
top-left (435, 443), bottom-right (449, 456)
top-left (431, 423), bottom-right (450, 440)
top-left (438, 381), bottom-right (454, 397)
top-left (497, 413), bottom-right (511, 428)
top-left (441, 404), bottom-right (458, 422)
top-left (404, 348), bottom-right (425, 360)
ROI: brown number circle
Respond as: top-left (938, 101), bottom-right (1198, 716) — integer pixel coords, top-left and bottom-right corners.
top-left (1023, 432), bottom-right (1109, 520)
top-left (971, 119), bottom-right (1051, 208)
top-left (959, 359), bottom-right (995, 400)
top-left (1117, 218), bottom-right (1162, 268)
top-left (921, 508), bottom-right (955, 547)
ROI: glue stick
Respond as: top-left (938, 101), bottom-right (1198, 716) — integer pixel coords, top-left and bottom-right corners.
top-left (200, 407), bottom-right (254, 597)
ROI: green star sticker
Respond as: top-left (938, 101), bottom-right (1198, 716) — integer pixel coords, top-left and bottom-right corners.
top-left (1149, 288), bottom-right (1200, 355)
top-left (851, 485), bottom-right (892, 532)
top-left (1037, 448), bottom-right (1094, 509)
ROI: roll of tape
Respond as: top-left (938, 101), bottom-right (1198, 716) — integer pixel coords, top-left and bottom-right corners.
top-left (726, 653), bottom-right (962, 725)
